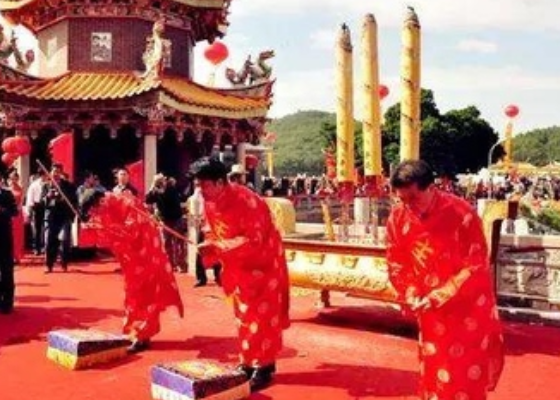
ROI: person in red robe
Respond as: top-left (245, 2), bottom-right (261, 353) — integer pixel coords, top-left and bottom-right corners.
top-left (83, 191), bottom-right (184, 353)
top-left (7, 169), bottom-right (24, 264)
top-left (191, 157), bottom-right (290, 391)
top-left (386, 160), bottom-right (504, 400)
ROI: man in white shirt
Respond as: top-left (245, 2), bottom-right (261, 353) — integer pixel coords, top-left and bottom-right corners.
top-left (25, 171), bottom-right (46, 255)
top-left (188, 183), bottom-right (221, 287)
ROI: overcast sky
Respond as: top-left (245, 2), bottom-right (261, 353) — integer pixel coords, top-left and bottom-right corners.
top-left (3, 1), bottom-right (559, 134)
top-left (194, 0), bottom-right (560, 134)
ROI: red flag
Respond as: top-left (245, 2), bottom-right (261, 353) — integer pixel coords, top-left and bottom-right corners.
top-left (126, 160), bottom-right (145, 198)
top-left (49, 132), bottom-right (74, 181)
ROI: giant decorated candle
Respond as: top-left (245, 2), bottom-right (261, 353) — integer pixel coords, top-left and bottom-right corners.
top-left (504, 121), bottom-right (513, 166)
top-left (361, 13), bottom-right (383, 180)
top-left (399, 7), bottom-right (421, 161)
top-left (336, 24), bottom-right (355, 186)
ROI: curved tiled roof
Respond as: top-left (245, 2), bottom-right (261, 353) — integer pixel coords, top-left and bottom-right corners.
top-left (0, 71), bottom-right (271, 118)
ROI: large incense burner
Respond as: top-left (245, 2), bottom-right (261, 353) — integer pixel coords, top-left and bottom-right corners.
top-left (273, 197), bottom-right (560, 325)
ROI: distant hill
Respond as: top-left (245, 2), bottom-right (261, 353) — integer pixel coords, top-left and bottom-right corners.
top-left (268, 110), bottom-right (335, 176)
top-left (267, 110), bottom-right (560, 175)
top-left (512, 125), bottom-right (560, 165)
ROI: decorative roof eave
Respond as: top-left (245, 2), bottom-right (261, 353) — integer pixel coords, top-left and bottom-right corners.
top-left (159, 92), bottom-right (270, 120)
top-left (0, 0), bottom-right (227, 11)
top-left (171, 0), bottom-right (226, 9)
top-left (1, 0), bottom-right (231, 40)
top-left (0, 89), bottom-right (159, 112)
top-left (0, 62), bottom-right (40, 81)
top-left (0, 0), bottom-right (34, 11)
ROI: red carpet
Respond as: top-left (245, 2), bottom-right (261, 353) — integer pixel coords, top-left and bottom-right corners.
top-left (1, 256), bottom-right (560, 400)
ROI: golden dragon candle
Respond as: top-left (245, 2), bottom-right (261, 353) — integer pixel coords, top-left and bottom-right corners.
top-left (504, 121), bottom-right (513, 166)
top-left (361, 13), bottom-right (383, 194)
top-left (321, 201), bottom-right (336, 241)
top-left (267, 149), bottom-right (274, 177)
top-left (399, 7), bottom-right (421, 161)
top-left (336, 23), bottom-right (355, 191)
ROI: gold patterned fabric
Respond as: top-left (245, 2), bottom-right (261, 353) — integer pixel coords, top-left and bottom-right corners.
top-left (386, 190), bottom-right (504, 400)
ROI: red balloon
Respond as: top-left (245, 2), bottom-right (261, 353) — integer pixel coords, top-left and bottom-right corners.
top-left (1, 137), bottom-right (18, 154)
top-left (245, 154), bottom-right (259, 169)
top-left (379, 84), bottom-right (390, 100)
top-left (204, 41), bottom-right (229, 65)
top-left (1, 152), bottom-right (18, 167)
top-left (505, 104), bottom-right (520, 118)
top-left (14, 137), bottom-right (31, 156)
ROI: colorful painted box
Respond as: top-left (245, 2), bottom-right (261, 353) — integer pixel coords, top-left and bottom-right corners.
top-left (151, 360), bottom-right (250, 400)
top-left (46, 329), bottom-right (130, 370)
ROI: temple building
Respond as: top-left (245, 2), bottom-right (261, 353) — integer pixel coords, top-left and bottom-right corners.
top-left (0, 0), bottom-right (274, 192)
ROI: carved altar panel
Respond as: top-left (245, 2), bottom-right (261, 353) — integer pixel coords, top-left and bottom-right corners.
top-left (496, 245), bottom-right (560, 305)
top-left (283, 239), bottom-right (397, 303)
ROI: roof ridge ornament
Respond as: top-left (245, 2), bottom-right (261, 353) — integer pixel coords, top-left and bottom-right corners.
top-left (139, 18), bottom-right (170, 82)
top-left (225, 49), bottom-right (275, 88)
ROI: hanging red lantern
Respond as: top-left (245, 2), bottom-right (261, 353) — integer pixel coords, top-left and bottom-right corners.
top-left (1, 152), bottom-right (18, 167)
top-left (14, 136), bottom-right (31, 156)
top-left (1, 137), bottom-right (18, 154)
top-left (379, 84), bottom-right (390, 100)
top-left (505, 104), bottom-right (520, 119)
top-left (245, 154), bottom-right (259, 169)
top-left (203, 41), bottom-right (229, 66)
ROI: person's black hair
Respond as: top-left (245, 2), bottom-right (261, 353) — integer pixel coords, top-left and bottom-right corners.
top-left (79, 190), bottom-right (105, 222)
top-left (190, 157), bottom-right (228, 182)
top-left (390, 159), bottom-right (435, 190)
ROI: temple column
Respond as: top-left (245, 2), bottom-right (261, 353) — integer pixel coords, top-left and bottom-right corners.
top-left (16, 154), bottom-right (31, 191)
top-left (144, 134), bottom-right (157, 192)
top-left (236, 142), bottom-right (247, 168)
top-left (15, 124), bottom-right (31, 191)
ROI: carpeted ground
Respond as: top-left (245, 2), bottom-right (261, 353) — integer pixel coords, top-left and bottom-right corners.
top-left (1, 256), bottom-right (560, 400)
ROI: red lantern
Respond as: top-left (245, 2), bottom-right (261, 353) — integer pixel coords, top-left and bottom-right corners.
top-left (14, 136), bottom-right (31, 156)
top-left (1, 137), bottom-right (18, 154)
top-left (379, 84), bottom-right (390, 100)
top-left (505, 104), bottom-right (520, 119)
top-left (204, 41), bottom-right (229, 66)
top-left (245, 154), bottom-right (259, 169)
top-left (1, 152), bottom-right (18, 167)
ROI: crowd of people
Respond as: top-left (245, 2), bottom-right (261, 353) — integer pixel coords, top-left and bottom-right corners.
top-left (0, 157), bottom-right (509, 398)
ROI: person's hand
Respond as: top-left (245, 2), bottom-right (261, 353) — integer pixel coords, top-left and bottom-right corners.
top-left (410, 296), bottom-right (432, 312)
top-left (197, 241), bottom-right (222, 268)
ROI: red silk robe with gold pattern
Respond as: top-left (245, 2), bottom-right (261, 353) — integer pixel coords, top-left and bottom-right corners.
top-left (386, 190), bottom-right (504, 400)
top-left (202, 184), bottom-right (290, 367)
top-left (90, 193), bottom-right (184, 341)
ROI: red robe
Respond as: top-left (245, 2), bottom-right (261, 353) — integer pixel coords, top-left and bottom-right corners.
top-left (386, 190), bottom-right (504, 400)
top-left (202, 184), bottom-right (290, 367)
top-left (9, 183), bottom-right (24, 263)
top-left (90, 193), bottom-right (184, 341)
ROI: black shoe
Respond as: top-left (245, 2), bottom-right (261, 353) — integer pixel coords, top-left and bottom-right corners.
top-left (193, 281), bottom-right (207, 288)
top-left (127, 340), bottom-right (150, 354)
top-left (250, 363), bottom-right (276, 392)
top-left (0, 304), bottom-right (13, 315)
top-left (236, 364), bottom-right (255, 378)
top-left (61, 264), bottom-right (68, 272)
